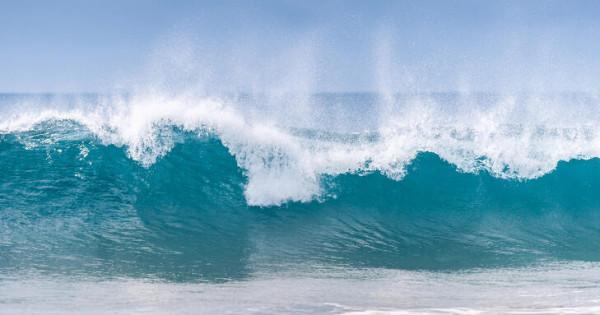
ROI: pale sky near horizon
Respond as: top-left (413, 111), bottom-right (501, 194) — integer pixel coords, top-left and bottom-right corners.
top-left (1, 0), bottom-right (600, 93)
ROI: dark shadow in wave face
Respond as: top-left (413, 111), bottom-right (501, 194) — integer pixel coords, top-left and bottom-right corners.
top-left (0, 134), bottom-right (253, 282)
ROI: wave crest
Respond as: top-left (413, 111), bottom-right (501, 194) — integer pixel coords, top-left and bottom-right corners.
top-left (1, 92), bottom-right (600, 206)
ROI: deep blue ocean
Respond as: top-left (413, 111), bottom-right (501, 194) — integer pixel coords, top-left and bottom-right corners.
top-left (3, 92), bottom-right (600, 314)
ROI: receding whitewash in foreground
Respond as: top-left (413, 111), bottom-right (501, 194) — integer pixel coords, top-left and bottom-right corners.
top-left (2, 262), bottom-right (600, 315)
top-left (1, 93), bottom-right (600, 206)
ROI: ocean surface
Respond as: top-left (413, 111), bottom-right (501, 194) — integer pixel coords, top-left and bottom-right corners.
top-left (2, 92), bottom-right (600, 314)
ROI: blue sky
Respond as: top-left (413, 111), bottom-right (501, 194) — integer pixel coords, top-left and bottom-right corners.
top-left (1, 0), bottom-right (600, 93)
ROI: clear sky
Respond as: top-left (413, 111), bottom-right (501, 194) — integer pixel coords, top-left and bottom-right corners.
top-left (1, 0), bottom-right (600, 93)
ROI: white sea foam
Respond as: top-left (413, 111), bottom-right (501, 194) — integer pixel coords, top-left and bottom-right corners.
top-left (3, 262), bottom-right (600, 315)
top-left (1, 92), bottom-right (600, 206)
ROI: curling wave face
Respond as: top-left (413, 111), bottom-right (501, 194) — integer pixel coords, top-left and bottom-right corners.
top-left (3, 93), bottom-right (600, 281)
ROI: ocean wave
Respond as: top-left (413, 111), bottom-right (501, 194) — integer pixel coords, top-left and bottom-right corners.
top-left (4, 132), bottom-right (600, 278)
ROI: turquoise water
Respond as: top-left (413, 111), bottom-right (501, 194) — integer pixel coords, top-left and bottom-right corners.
top-left (2, 93), bottom-right (600, 313)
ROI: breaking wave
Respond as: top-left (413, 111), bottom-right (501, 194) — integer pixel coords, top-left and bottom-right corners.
top-left (2, 92), bottom-right (600, 206)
